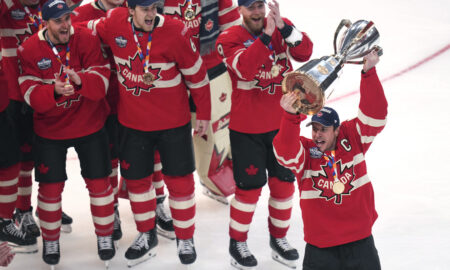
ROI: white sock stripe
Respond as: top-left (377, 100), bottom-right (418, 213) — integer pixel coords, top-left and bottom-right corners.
top-left (269, 216), bottom-right (290, 228)
top-left (172, 218), bottom-right (195, 229)
top-left (0, 177), bottom-right (18, 187)
top-left (92, 214), bottom-right (115, 225)
top-left (230, 218), bottom-right (250, 232)
top-left (0, 194), bottom-right (17, 203)
top-left (133, 211), bottom-right (155, 222)
top-left (154, 163), bottom-right (162, 171)
top-left (153, 180), bottom-right (164, 189)
top-left (109, 168), bottom-right (118, 177)
top-left (128, 190), bottom-right (156, 203)
top-left (17, 187), bottom-right (32, 196)
top-left (169, 197), bottom-right (195, 210)
top-left (19, 171), bottom-right (32, 177)
top-left (38, 200), bottom-right (61, 211)
top-left (113, 187), bottom-right (119, 195)
top-left (231, 198), bottom-right (257, 213)
top-left (268, 197), bottom-right (293, 210)
top-left (90, 193), bottom-right (114, 206)
top-left (39, 219), bottom-right (62, 230)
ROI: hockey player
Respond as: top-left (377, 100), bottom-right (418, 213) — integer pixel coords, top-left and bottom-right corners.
top-left (71, 0), bottom-right (125, 245)
top-left (274, 51), bottom-right (385, 270)
top-left (0, 0), bottom-right (73, 238)
top-left (215, 0), bottom-right (313, 268)
top-left (91, 0), bottom-right (211, 266)
top-left (0, 45), bottom-right (37, 254)
top-left (162, 0), bottom-right (241, 204)
top-left (17, 0), bottom-right (115, 267)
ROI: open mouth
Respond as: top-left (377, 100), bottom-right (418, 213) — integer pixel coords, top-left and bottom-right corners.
top-left (315, 140), bottom-right (325, 148)
top-left (144, 19), bottom-right (153, 26)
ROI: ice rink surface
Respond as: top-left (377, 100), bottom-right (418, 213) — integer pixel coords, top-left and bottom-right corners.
top-left (7, 0), bottom-right (450, 269)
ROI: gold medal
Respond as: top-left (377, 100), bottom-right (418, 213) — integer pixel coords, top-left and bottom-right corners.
top-left (184, 8), bottom-right (195, 21)
top-left (143, 72), bottom-right (155, 85)
top-left (332, 181), bottom-right (345, 195)
top-left (64, 84), bottom-right (73, 96)
top-left (271, 65), bottom-right (280, 77)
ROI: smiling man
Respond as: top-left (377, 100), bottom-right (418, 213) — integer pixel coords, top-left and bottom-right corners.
top-left (90, 0), bottom-right (211, 266)
top-left (274, 51), bottom-right (386, 270)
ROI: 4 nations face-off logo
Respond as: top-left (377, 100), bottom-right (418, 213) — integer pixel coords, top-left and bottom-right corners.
top-left (117, 53), bottom-right (161, 96)
top-left (254, 58), bottom-right (290, 94)
top-left (311, 160), bottom-right (356, 204)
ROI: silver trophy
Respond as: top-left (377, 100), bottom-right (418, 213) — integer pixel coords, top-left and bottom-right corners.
top-left (282, 19), bottom-right (383, 115)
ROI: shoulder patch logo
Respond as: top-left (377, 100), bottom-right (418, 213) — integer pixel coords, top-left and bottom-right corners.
top-left (11, 9), bottom-right (26, 20)
top-left (115, 36), bottom-right (127, 48)
top-left (309, 147), bottom-right (323, 159)
top-left (37, 58), bottom-right (52, 70)
top-left (243, 39), bottom-right (253, 48)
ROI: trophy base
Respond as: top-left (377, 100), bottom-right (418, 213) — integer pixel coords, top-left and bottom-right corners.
top-left (282, 71), bottom-right (324, 115)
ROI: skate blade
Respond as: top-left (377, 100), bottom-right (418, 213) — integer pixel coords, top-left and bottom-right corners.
top-left (230, 258), bottom-right (256, 270)
top-left (104, 260), bottom-right (111, 269)
top-left (50, 265), bottom-right (56, 270)
top-left (61, 224), bottom-right (72, 233)
top-left (271, 250), bottom-right (298, 269)
top-left (202, 189), bottom-right (229, 205)
top-left (156, 227), bottom-right (176, 240)
top-left (8, 242), bottom-right (38, 254)
top-left (127, 249), bottom-right (156, 268)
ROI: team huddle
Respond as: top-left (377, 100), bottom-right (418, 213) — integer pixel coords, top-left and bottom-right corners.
top-left (0, 0), bottom-right (387, 269)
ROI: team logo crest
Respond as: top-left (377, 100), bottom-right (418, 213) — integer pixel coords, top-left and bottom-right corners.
top-left (117, 53), bottom-right (161, 96)
top-left (11, 9), bottom-right (26, 20)
top-left (311, 160), bottom-right (355, 204)
top-left (56, 94), bottom-right (81, 109)
top-left (254, 58), bottom-right (290, 94)
top-left (37, 58), bottom-right (52, 70)
top-left (205, 19), bottom-right (214, 32)
top-left (115, 36), bottom-right (128, 48)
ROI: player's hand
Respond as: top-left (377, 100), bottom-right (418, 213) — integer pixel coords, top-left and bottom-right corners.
top-left (195, 119), bottom-right (209, 137)
top-left (63, 67), bottom-right (82, 86)
top-left (265, 12), bottom-right (276, 36)
top-left (54, 79), bottom-right (74, 96)
top-left (268, 0), bottom-right (284, 29)
top-left (363, 49), bottom-right (380, 72)
top-left (280, 92), bottom-right (298, 114)
top-left (0, 242), bottom-right (15, 267)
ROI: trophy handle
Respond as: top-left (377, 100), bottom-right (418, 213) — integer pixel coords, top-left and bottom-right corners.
top-left (345, 45), bottom-right (384, 65)
top-left (333, 19), bottom-right (352, 55)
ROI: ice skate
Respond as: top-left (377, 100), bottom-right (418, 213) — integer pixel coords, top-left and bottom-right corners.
top-left (43, 239), bottom-right (60, 270)
top-left (60, 211), bottom-right (73, 233)
top-left (125, 228), bottom-right (158, 267)
top-left (155, 195), bottom-right (175, 240)
top-left (97, 235), bottom-right (115, 269)
top-left (176, 238), bottom-right (196, 265)
top-left (270, 236), bottom-right (299, 269)
top-left (0, 218), bottom-right (37, 253)
top-left (202, 186), bottom-right (229, 205)
top-left (14, 206), bottom-right (40, 237)
top-left (229, 238), bottom-right (257, 270)
top-left (112, 206), bottom-right (122, 248)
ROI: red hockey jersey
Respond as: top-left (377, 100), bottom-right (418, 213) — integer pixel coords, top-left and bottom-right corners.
top-left (71, 1), bottom-right (119, 114)
top-left (216, 18), bottom-right (313, 134)
top-left (163, 0), bottom-right (240, 69)
top-left (17, 26), bottom-right (110, 140)
top-left (273, 68), bottom-right (388, 248)
top-left (0, 0), bottom-right (46, 102)
top-left (92, 8), bottom-right (211, 131)
top-left (0, 44), bottom-right (8, 112)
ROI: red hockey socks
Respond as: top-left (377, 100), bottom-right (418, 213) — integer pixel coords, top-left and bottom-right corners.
top-left (125, 176), bottom-right (156, 233)
top-left (37, 182), bottom-right (65, 240)
top-left (84, 177), bottom-right (114, 236)
top-left (229, 187), bottom-right (262, 242)
top-left (164, 174), bottom-right (195, 240)
top-left (0, 164), bottom-right (20, 219)
top-left (16, 161), bottom-right (33, 211)
top-left (109, 158), bottom-right (119, 206)
top-left (267, 177), bottom-right (294, 238)
top-left (152, 151), bottom-right (165, 197)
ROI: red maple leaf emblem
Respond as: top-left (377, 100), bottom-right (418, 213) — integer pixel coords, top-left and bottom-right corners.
top-left (15, 21), bottom-right (39, 46)
top-left (311, 160), bottom-right (355, 204)
top-left (219, 92), bottom-right (227, 102)
top-left (245, 165), bottom-right (258, 176)
top-left (117, 53), bottom-right (160, 96)
top-left (205, 19), bottom-right (214, 32)
top-left (20, 143), bottom-right (32, 153)
top-left (120, 160), bottom-right (130, 170)
top-left (38, 163), bottom-right (49, 174)
top-left (254, 58), bottom-right (290, 94)
top-left (56, 94), bottom-right (81, 109)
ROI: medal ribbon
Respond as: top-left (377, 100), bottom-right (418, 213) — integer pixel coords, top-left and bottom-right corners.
top-left (323, 150), bottom-right (339, 183)
top-left (24, 6), bottom-right (43, 30)
top-left (186, 0), bottom-right (192, 9)
top-left (131, 22), bottom-right (152, 73)
top-left (46, 34), bottom-right (70, 84)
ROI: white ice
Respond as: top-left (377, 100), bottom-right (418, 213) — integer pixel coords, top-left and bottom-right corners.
top-left (7, 0), bottom-right (450, 269)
